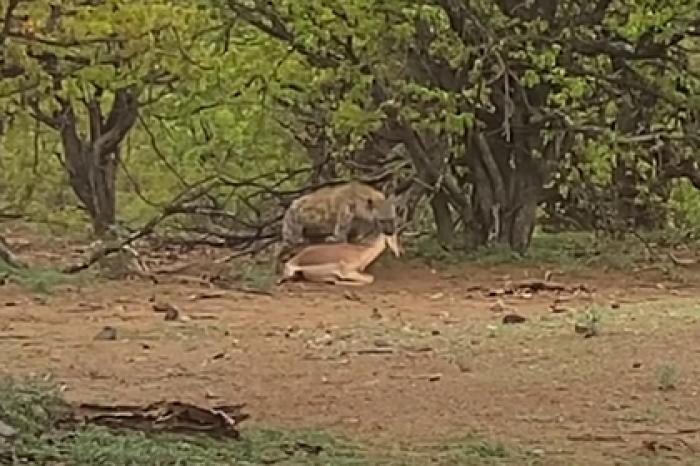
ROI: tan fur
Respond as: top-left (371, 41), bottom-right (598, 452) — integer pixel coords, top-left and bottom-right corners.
top-left (276, 181), bottom-right (397, 266)
top-left (277, 232), bottom-right (401, 286)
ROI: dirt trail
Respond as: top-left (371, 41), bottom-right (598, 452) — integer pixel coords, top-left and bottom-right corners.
top-left (2, 260), bottom-right (700, 464)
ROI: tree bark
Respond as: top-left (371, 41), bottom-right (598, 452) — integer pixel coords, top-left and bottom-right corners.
top-left (465, 126), bottom-right (546, 253)
top-left (35, 86), bottom-right (139, 237)
top-left (430, 190), bottom-right (456, 247)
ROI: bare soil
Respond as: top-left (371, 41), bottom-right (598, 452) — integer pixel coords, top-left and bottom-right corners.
top-left (2, 237), bottom-right (700, 464)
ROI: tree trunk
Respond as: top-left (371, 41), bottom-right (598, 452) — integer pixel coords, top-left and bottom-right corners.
top-left (45, 87), bottom-right (138, 237)
top-left (430, 190), bottom-right (456, 247)
top-left (62, 137), bottom-right (118, 236)
top-left (504, 160), bottom-right (540, 252)
top-left (466, 129), bottom-right (545, 253)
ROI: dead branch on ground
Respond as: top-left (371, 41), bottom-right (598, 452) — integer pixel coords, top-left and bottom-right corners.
top-left (484, 279), bottom-right (593, 297)
top-left (61, 178), bottom-right (219, 273)
top-left (63, 400), bottom-right (249, 438)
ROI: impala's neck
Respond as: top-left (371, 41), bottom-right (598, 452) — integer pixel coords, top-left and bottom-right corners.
top-left (355, 233), bottom-right (388, 269)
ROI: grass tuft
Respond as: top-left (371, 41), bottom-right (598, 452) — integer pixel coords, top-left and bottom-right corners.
top-left (0, 260), bottom-right (73, 294)
top-left (0, 377), bottom-right (368, 465)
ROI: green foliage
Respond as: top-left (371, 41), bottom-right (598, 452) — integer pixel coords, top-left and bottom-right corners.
top-left (657, 363), bottom-right (680, 392)
top-left (407, 229), bottom-right (663, 271)
top-left (2, 0), bottom-right (700, 251)
top-left (669, 178), bottom-right (700, 234)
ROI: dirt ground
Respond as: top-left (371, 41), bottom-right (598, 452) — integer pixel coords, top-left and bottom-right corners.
top-left (2, 236), bottom-right (700, 464)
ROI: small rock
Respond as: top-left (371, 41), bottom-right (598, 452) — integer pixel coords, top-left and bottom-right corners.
top-left (94, 326), bottom-right (117, 341)
top-left (502, 313), bottom-right (527, 324)
top-left (344, 291), bottom-right (361, 301)
top-left (374, 339), bottom-right (392, 348)
top-left (153, 302), bottom-right (181, 321)
top-left (152, 302), bottom-right (178, 314)
top-left (574, 323), bottom-right (597, 337)
top-left (430, 292), bottom-right (444, 300)
top-left (370, 308), bottom-right (382, 319)
top-left (318, 334), bottom-right (334, 346)
top-left (611, 301), bottom-right (620, 309)
top-left (632, 362), bottom-right (642, 369)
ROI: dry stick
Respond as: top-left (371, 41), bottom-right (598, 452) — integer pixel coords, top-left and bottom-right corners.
top-left (566, 433), bottom-right (625, 442)
top-left (0, 235), bottom-right (25, 269)
top-left (630, 230), bottom-right (698, 267)
top-left (628, 427), bottom-right (700, 435)
top-left (668, 252), bottom-right (697, 266)
top-left (61, 179), bottom-right (217, 274)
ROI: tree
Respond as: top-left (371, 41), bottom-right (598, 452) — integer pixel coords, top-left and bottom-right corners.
top-left (0, 0), bottom-right (223, 236)
top-left (219, 0), bottom-right (700, 252)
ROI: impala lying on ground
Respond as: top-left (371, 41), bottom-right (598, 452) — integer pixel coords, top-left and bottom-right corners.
top-left (276, 232), bottom-right (402, 286)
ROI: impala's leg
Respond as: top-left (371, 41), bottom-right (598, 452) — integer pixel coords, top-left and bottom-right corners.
top-left (301, 269), bottom-right (342, 284)
top-left (276, 263), bottom-right (299, 285)
top-left (334, 269), bottom-right (375, 286)
top-left (283, 263), bottom-right (344, 285)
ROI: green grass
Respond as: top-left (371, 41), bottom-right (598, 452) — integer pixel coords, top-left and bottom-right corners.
top-left (392, 438), bottom-right (514, 466)
top-left (236, 260), bottom-right (279, 291)
top-left (0, 260), bottom-right (74, 294)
